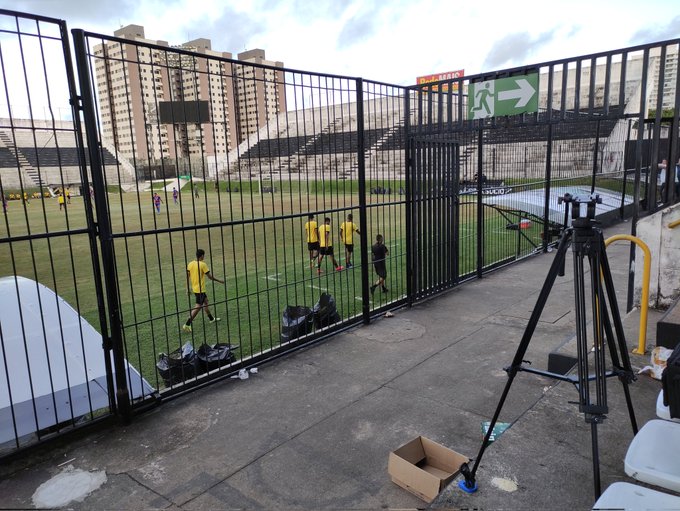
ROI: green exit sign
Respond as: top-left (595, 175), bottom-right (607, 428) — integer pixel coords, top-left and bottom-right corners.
top-left (467, 73), bottom-right (539, 119)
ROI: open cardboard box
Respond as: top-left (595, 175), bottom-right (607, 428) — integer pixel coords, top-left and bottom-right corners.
top-left (388, 435), bottom-right (469, 502)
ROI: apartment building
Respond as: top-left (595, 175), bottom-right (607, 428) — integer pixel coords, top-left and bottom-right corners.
top-left (234, 49), bottom-right (287, 143)
top-left (93, 25), bottom-right (285, 166)
top-left (537, 45), bottom-right (678, 113)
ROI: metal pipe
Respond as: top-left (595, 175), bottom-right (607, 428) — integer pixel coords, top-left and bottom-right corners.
top-left (604, 235), bottom-right (651, 354)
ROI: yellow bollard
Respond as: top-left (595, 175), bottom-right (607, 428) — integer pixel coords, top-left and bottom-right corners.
top-left (669, 219), bottom-right (680, 230)
top-left (604, 235), bottom-right (651, 355)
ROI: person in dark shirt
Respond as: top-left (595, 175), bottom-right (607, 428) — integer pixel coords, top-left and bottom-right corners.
top-left (370, 234), bottom-right (389, 294)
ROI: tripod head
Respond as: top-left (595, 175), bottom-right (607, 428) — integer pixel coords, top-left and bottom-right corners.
top-left (558, 193), bottom-right (603, 229)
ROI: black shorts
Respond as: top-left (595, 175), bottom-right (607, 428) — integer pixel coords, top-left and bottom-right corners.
top-left (345, 244), bottom-right (354, 253)
top-left (308, 241), bottom-right (320, 251)
top-left (319, 246), bottom-right (334, 255)
top-left (195, 293), bottom-right (208, 305)
top-left (373, 262), bottom-right (387, 279)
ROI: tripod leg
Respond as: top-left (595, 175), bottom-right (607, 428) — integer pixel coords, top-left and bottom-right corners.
top-left (600, 298), bottom-right (639, 435)
top-left (597, 235), bottom-right (639, 434)
top-left (591, 422), bottom-right (602, 497)
top-left (460, 231), bottom-right (572, 492)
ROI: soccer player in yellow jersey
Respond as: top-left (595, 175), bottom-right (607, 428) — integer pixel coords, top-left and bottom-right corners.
top-left (304, 214), bottom-right (320, 269)
top-left (317, 217), bottom-right (343, 273)
top-left (182, 249), bottom-right (224, 332)
top-left (340, 213), bottom-right (360, 268)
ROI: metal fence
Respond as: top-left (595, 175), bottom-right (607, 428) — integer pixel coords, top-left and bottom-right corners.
top-left (0, 12), bottom-right (121, 455)
top-left (1, 7), bottom-right (679, 457)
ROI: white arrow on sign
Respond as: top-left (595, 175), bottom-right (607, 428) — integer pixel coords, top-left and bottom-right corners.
top-left (497, 78), bottom-right (535, 108)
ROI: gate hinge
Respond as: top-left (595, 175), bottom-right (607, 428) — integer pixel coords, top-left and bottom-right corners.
top-left (69, 96), bottom-right (83, 110)
top-left (102, 336), bottom-right (113, 351)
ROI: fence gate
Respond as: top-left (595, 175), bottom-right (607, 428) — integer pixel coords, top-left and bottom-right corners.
top-left (407, 136), bottom-right (459, 300)
top-left (0, 10), bottom-right (131, 455)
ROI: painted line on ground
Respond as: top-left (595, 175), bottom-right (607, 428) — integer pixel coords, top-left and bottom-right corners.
top-left (265, 273), bottom-right (282, 282)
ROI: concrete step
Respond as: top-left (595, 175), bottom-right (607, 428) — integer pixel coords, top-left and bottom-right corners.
top-left (657, 297), bottom-right (680, 349)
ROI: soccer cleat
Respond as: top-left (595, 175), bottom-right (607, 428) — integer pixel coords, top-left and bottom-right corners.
top-left (346, 262), bottom-right (353, 268)
top-left (382, 286), bottom-right (389, 293)
top-left (335, 266), bottom-right (344, 271)
top-left (209, 317), bottom-right (221, 324)
top-left (370, 284), bottom-right (377, 295)
top-left (182, 324), bottom-right (192, 333)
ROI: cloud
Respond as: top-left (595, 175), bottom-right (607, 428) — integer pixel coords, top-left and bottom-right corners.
top-left (482, 31), bottom-right (556, 71)
top-left (337, 13), bottom-right (378, 49)
top-left (183, 8), bottom-right (266, 53)
top-left (630, 15), bottom-right (680, 44)
top-left (335, 0), bottom-right (407, 49)
top-left (11, 0), bottom-right (138, 25)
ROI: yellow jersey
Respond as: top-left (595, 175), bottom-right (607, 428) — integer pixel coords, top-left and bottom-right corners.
top-left (187, 260), bottom-right (210, 293)
top-left (305, 220), bottom-right (318, 243)
top-left (340, 221), bottom-right (358, 245)
top-left (319, 224), bottom-right (332, 247)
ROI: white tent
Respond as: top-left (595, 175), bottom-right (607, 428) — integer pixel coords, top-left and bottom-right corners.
top-left (0, 276), bottom-right (154, 447)
top-left (483, 185), bottom-right (634, 225)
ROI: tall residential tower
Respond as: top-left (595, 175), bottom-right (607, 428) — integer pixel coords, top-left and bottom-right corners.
top-left (93, 25), bottom-right (286, 168)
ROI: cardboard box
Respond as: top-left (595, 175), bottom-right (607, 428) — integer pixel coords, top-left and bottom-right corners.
top-left (388, 436), bottom-right (469, 502)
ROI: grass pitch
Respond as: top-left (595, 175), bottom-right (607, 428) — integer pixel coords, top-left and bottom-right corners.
top-left (0, 184), bottom-right (543, 389)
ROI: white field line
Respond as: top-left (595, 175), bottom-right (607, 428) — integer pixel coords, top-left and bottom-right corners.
top-left (266, 273), bottom-right (282, 282)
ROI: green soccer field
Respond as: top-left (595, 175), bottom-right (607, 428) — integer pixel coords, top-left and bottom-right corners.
top-left (0, 184), bottom-right (543, 389)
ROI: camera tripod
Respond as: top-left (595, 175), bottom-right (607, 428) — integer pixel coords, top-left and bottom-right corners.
top-left (458, 194), bottom-right (638, 499)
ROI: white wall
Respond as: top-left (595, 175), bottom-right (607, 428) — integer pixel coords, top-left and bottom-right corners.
top-left (635, 203), bottom-right (680, 308)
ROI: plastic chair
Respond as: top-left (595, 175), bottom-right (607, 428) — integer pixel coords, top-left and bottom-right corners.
top-left (657, 390), bottom-right (680, 423)
top-left (624, 420), bottom-right (680, 492)
top-left (592, 482), bottom-right (680, 510)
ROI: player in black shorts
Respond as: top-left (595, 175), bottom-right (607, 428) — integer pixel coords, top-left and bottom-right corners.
top-left (305, 214), bottom-right (320, 269)
top-left (317, 217), bottom-right (343, 273)
top-left (370, 234), bottom-right (389, 294)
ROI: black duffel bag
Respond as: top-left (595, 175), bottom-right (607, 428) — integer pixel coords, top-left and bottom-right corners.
top-left (156, 342), bottom-right (201, 386)
top-left (281, 305), bottom-right (314, 343)
top-left (312, 293), bottom-right (341, 329)
top-left (196, 343), bottom-right (239, 372)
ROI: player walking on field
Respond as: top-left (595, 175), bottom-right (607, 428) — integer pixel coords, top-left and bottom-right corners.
top-left (340, 213), bottom-right (360, 268)
top-left (153, 192), bottom-right (163, 214)
top-left (172, 187), bottom-right (178, 204)
top-left (370, 234), bottom-right (389, 294)
top-left (304, 214), bottom-right (320, 269)
top-left (317, 217), bottom-right (343, 274)
top-left (182, 249), bottom-right (223, 332)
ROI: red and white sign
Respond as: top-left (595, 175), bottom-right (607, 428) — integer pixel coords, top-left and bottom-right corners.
top-left (416, 70), bottom-right (465, 92)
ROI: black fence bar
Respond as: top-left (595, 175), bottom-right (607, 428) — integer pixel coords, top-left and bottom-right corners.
top-left (72, 28), bottom-right (132, 423)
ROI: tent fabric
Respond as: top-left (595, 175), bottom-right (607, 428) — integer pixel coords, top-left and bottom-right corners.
top-left (0, 276), bottom-right (154, 446)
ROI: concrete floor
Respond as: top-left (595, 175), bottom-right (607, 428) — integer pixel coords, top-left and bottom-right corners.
top-left (0, 221), bottom-right (676, 510)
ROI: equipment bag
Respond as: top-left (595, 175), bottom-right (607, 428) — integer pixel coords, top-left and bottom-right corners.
top-left (196, 343), bottom-right (238, 372)
top-left (281, 305), bottom-right (314, 343)
top-left (662, 343), bottom-right (680, 419)
top-left (312, 293), bottom-right (341, 329)
top-left (156, 342), bottom-right (201, 386)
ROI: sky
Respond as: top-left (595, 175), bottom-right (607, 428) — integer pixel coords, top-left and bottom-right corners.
top-left (5, 0), bottom-right (680, 85)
